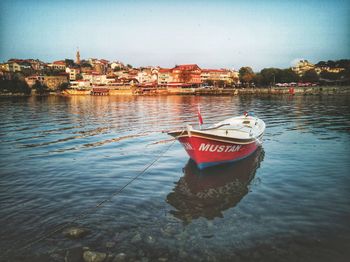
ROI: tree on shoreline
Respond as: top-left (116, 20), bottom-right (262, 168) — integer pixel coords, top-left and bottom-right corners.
top-left (32, 80), bottom-right (49, 95)
top-left (239, 67), bottom-right (255, 86)
top-left (0, 79), bottom-right (31, 94)
top-left (254, 68), bottom-right (299, 87)
top-left (280, 69), bottom-right (299, 83)
top-left (258, 68), bottom-right (279, 86)
top-left (58, 82), bottom-right (70, 91)
top-left (301, 69), bottom-right (319, 82)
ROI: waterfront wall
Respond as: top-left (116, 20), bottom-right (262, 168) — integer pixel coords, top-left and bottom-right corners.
top-left (2, 86), bottom-right (350, 97)
top-left (109, 89), bottom-right (133, 95)
top-left (135, 86), bottom-right (350, 96)
top-left (205, 86), bottom-right (350, 96)
top-left (62, 89), bottom-right (91, 95)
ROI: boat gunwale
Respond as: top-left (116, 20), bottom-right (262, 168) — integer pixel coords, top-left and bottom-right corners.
top-left (168, 130), bottom-right (263, 145)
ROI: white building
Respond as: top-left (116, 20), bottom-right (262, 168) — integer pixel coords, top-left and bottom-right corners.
top-left (110, 61), bottom-right (125, 70)
top-left (48, 61), bottom-right (66, 71)
top-left (70, 80), bottom-right (91, 89)
top-left (66, 67), bottom-right (80, 81)
top-left (82, 73), bottom-right (116, 85)
top-left (292, 60), bottom-right (315, 76)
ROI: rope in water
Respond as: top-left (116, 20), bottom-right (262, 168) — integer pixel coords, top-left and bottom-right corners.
top-left (19, 130), bottom-right (183, 251)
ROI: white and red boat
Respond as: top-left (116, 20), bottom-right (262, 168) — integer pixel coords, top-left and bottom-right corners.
top-left (168, 112), bottom-right (265, 169)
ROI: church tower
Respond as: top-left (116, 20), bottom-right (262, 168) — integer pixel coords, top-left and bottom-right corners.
top-left (76, 48), bottom-right (81, 65)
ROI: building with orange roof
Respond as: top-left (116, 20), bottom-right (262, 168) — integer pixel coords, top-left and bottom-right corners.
top-left (48, 60), bottom-right (66, 70)
top-left (158, 68), bottom-right (172, 85)
top-left (201, 68), bottom-right (238, 84)
top-left (171, 64), bottom-right (202, 84)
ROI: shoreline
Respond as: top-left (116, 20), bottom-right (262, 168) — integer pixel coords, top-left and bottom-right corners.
top-left (1, 86), bottom-right (350, 97)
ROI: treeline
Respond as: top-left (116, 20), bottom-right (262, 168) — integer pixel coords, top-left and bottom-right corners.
top-left (0, 79), bottom-right (31, 94)
top-left (239, 59), bottom-right (350, 87)
top-left (315, 59), bottom-right (350, 68)
top-left (0, 78), bottom-right (53, 95)
top-left (316, 59), bottom-right (350, 82)
top-left (239, 67), bottom-right (311, 86)
top-left (239, 67), bottom-right (300, 87)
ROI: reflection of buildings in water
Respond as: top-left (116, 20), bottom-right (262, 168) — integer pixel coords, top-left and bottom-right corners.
top-left (164, 96), bottom-right (203, 127)
top-left (166, 148), bottom-right (264, 224)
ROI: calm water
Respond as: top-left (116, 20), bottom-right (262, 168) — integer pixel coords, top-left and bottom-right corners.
top-left (0, 95), bottom-right (350, 261)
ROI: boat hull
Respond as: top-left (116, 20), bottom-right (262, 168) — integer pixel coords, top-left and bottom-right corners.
top-left (177, 135), bottom-right (260, 169)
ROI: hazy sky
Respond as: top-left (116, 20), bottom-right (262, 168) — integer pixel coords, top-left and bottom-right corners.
top-left (0, 0), bottom-right (349, 71)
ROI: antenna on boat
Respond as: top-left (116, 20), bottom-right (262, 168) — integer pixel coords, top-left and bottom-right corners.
top-left (197, 104), bottom-right (203, 129)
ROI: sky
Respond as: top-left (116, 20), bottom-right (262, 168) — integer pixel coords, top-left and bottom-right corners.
top-left (0, 0), bottom-right (349, 71)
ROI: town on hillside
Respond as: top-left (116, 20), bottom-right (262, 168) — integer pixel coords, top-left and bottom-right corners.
top-left (0, 50), bottom-right (349, 95)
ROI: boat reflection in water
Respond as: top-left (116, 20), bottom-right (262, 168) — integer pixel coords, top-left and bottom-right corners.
top-left (166, 148), bottom-right (264, 224)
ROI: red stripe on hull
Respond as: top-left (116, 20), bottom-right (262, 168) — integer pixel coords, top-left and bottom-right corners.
top-left (178, 136), bottom-right (258, 167)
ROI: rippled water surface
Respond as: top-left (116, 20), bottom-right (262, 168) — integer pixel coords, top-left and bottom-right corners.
top-left (1, 95), bottom-right (350, 261)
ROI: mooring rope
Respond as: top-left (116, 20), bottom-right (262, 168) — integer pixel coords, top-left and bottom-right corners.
top-left (18, 130), bottom-right (184, 251)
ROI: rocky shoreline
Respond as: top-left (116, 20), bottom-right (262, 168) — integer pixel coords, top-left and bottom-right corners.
top-left (10, 226), bottom-right (349, 262)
